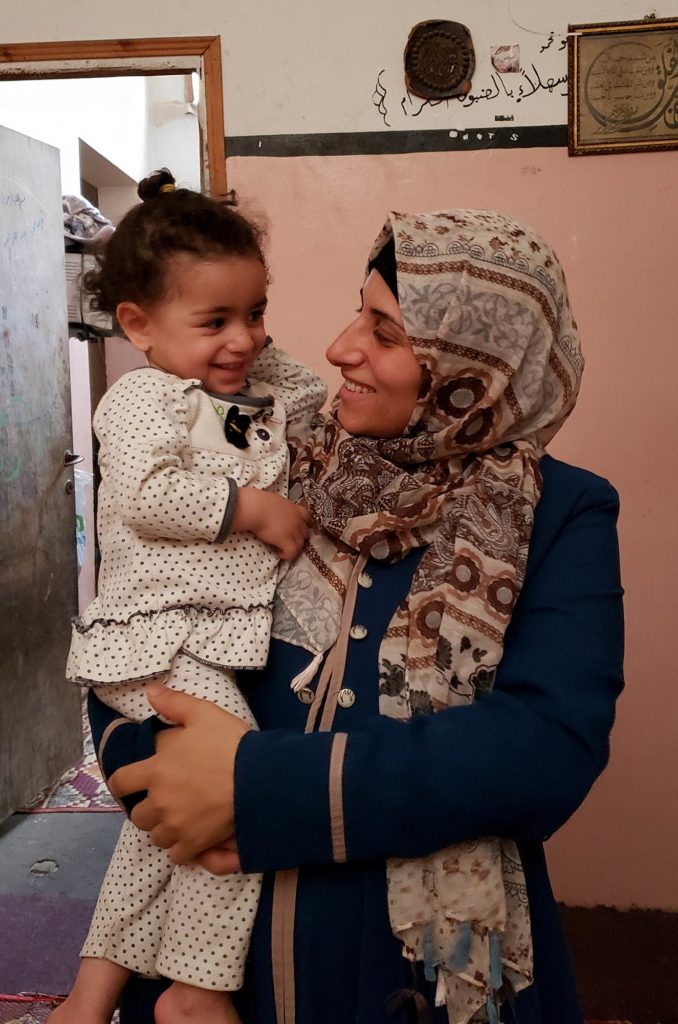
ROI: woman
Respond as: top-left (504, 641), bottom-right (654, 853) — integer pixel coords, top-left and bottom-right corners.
top-left (93, 208), bottom-right (624, 1024)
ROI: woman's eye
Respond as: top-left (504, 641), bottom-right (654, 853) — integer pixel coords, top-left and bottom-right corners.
top-left (374, 321), bottom-right (399, 346)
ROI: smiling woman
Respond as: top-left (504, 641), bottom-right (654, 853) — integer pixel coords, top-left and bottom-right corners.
top-left (328, 266), bottom-right (422, 437)
top-left (90, 206), bottom-right (623, 1024)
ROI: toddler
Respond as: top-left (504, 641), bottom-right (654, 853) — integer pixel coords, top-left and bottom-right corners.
top-left (51, 169), bottom-right (325, 1024)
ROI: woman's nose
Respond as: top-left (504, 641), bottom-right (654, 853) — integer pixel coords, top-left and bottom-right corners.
top-left (326, 320), bottom-right (365, 367)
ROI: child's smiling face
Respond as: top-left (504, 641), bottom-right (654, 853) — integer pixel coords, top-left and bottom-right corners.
top-left (118, 254), bottom-right (268, 395)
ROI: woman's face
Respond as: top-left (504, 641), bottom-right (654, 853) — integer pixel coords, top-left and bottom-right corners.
top-left (326, 269), bottom-right (422, 437)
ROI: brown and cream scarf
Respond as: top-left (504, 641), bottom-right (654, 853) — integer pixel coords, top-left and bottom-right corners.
top-left (273, 209), bottom-right (584, 1023)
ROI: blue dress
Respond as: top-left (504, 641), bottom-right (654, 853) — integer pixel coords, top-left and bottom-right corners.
top-left (90, 455), bottom-right (624, 1024)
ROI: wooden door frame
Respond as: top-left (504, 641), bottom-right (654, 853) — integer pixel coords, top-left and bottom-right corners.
top-left (0, 37), bottom-right (227, 197)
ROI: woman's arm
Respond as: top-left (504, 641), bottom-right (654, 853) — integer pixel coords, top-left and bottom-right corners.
top-left (88, 689), bottom-right (171, 815)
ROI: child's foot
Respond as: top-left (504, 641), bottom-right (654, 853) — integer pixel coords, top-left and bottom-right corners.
top-left (47, 957), bottom-right (129, 1024)
top-left (47, 996), bottom-right (110, 1024)
top-left (155, 981), bottom-right (241, 1024)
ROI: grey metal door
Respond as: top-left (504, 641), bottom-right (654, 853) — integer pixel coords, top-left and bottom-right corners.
top-left (0, 125), bottom-right (82, 820)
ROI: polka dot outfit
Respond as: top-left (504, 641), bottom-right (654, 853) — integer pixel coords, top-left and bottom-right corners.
top-left (66, 368), bottom-right (294, 683)
top-left (69, 352), bottom-right (326, 990)
top-left (82, 652), bottom-right (260, 989)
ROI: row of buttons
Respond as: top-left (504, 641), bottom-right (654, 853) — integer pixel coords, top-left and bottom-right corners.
top-left (296, 568), bottom-right (373, 707)
top-left (298, 686), bottom-right (356, 707)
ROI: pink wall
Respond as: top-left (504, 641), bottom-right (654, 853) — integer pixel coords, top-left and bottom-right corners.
top-left (230, 148), bottom-right (678, 910)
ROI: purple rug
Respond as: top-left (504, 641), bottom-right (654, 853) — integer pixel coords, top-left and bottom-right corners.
top-left (0, 894), bottom-right (94, 994)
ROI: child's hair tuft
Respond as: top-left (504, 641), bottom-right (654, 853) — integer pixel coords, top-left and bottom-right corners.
top-left (85, 169), bottom-right (267, 315)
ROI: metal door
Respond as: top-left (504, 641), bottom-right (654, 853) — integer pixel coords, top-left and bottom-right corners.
top-left (0, 124), bottom-right (82, 820)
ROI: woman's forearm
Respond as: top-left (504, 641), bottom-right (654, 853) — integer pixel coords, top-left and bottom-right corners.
top-left (88, 689), bottom-right (171, 815)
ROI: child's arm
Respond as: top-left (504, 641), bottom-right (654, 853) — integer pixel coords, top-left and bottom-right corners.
top-left (96, 373), bottom-right (237, 544)
top-left (99, 374), bottom-right (312, 556)
top-left (233, 487), bottom-right (311, 561)
top-left (248, 339), bottom-right (327, 441)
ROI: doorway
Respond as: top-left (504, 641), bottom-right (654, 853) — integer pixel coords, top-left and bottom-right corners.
top-left (0, 35), bottom-right (228, 612)
top-left (0, 35), bottom-right (227, 817)
top-left (0, 69), bottom-right (203, 611)
top-left (0, 37), bottom-right (227, 197)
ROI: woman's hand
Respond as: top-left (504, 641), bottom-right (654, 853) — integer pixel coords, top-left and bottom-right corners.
top-left (108, 685), bottom-right (251, 864)
top-left (196, 837), bottom-right (242, 875)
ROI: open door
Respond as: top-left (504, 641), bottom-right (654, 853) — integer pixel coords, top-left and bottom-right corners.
top-left (0, 124), bottom-right (82, 820)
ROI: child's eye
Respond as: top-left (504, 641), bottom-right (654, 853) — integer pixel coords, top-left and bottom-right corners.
top-left (249, 309), bottom-right (266, 323)
top-left (203, 316), bottom-right (225, 330)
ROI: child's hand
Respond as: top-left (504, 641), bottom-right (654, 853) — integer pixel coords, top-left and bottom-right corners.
top-left (232, 487), bottom-right (311, 560)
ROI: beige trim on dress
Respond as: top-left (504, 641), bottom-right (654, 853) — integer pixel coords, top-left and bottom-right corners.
top-left (270, 554), bottom-right (367, 1021)
top-left (318, 554), bottom-right (367, 733)
top-left (97, 717), bottom-right (129, 772)
top-left (271, 868), bottom-right (299, 1024)
top-left (95, 717), bottom-right (130, 812)
top-left (328, 732), bottom-right (348, 863)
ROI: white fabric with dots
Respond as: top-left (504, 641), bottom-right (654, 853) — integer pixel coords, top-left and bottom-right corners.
top-left (70, 347), bottom-right (326, 989)
top-left (67, 351), bottom-right (325, 685)
top-left (82, 652), bottom-right (261, 990)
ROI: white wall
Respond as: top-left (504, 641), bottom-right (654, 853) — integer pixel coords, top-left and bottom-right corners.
top-left (0, 76), bottom-right (149, 193)
top-left (2, 0), bottom-right (666, 136)
top-left (146, 75), bottom-right (201, 190)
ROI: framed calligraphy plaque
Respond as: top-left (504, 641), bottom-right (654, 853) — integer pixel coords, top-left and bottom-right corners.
top-left (568, 16), bottom-right (678, 155)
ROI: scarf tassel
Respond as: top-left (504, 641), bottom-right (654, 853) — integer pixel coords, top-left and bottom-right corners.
top-left (486, 931), bottom-right (505, 1024)
top-left (489, 931), bottom-right (503, 991)
top-left (385, 988), bottom-right (433, 1023)
top-left (289, 650), bottom-right (323, 692)
top-left (486, 995), bottom-right (501, 1024)
top-left (446, 920), bottom-right (473, 972)
top-left (422, 924), bottom-right (437, 983)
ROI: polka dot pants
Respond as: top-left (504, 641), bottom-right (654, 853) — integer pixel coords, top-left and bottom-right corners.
top-left (82, 652), bottom-right (261, 991)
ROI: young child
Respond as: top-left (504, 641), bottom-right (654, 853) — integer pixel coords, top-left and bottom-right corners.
top-left (51, 169), bottom-right (326, 1024)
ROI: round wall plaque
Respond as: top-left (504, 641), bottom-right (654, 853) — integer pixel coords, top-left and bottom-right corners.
top-left (404, 20), bottom-right (475, 100)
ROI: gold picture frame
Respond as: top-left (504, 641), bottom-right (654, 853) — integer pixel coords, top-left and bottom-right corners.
top-left (568, 16), bottom-right (678, 155)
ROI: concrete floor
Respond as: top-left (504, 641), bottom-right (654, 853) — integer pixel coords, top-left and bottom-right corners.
top-left (1, 812), bottom-right (671, 1021)
top-left (0, 810), bottom-right (122, 993)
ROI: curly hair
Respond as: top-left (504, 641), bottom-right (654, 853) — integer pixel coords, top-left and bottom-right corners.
top-left (85, 168), bottom-right (267, 314)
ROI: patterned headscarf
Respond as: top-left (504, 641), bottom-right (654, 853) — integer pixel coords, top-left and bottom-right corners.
top-left (274, 209), bottom-right (583, 1022)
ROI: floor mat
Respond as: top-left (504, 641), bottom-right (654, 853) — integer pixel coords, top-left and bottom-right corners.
top-left (0, 995), bottom-right (61, 1023)
top-left (0, 1002), bottom-right (634, 1024)
top-left (18, 704), bottom-right (118, 813)
top-left (0, 995), bottom-right (119, 1023)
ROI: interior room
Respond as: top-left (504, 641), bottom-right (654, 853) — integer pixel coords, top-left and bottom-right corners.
top-left (1, 2), bottom-right (676, 1023)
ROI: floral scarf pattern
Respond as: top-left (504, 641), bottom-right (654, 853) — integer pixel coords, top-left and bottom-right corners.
top-left (274, 209), bottom-right (583, 1022)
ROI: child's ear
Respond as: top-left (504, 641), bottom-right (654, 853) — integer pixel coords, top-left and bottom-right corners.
top-left (116, 302), bottom-right (152, 352)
